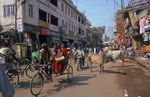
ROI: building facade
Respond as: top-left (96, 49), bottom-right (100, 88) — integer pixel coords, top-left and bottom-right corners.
top-left (0, 0), bottom-right (88, 58)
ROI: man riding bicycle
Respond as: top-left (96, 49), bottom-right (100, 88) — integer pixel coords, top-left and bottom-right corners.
top-left (74, 46), bottom-right (85, 71)
top-left (39, 43), bottom-right (55, 81)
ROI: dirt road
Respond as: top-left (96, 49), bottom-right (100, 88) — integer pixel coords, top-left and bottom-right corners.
top-left (1, 60), bottom-right (150, 97)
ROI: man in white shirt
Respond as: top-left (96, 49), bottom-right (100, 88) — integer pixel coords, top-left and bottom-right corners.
top-left (93, 46), bottom-right (97, 54)
top-left (74, 46), bottom-right (85, 71)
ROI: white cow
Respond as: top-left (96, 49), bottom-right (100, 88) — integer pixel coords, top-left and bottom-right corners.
top-left (104, 50), bottom-right (124, 67)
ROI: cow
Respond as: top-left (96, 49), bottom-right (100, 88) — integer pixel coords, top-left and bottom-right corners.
top-left (87, 51), bottom-right (111, 73)
top-left (104, 50), bottom-right (124, 67)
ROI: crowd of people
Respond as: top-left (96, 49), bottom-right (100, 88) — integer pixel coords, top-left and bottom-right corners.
top-left (0, 42), bottom-right (132, 97)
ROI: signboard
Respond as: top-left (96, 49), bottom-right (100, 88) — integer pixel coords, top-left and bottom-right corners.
top-left (131, 0), bottom-right (149, 11)
top-left (41, 28), bottom-right (50, 35)
top-left (39, 20), bottom-right (49, 29)
top-left (118, 9), bottom-right (125, 14)
top-left (129, 11), bottom-right (138, 29)
top-left (116, 18), bottom-right (124, 33)
top-left (17, 19), bottom-right (23, 32)
top-left (145, 45), bottom-right (150, 51)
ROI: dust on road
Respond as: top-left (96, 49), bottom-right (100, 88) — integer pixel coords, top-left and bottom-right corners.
top-left (117, 62), bottom-right (150, 97)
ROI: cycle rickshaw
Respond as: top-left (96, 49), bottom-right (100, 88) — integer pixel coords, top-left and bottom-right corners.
top-left (29, 51), bottom-right (73, 96)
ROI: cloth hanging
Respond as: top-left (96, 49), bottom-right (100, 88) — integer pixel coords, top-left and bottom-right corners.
top-left (139, 18), bottom-right (146, 34)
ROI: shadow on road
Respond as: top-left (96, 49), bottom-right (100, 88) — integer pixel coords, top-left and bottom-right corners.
top-left (111, 65), bottom-right (134, 68)
top-left (41, 74), bottom-right (97, 97)
top-left (17, 81), bottom-right (30, 89)
top-left (103, 70), bottom-right (128, 75)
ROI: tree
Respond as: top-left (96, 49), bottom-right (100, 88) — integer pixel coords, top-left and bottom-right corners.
top-left (90, 26), bottom-right (105, 47)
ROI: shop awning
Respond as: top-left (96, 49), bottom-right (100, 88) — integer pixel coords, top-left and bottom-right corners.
top-left (137, 9), bottom-right (149, 20)
top-left (0, 29), bottom-right (18, 38)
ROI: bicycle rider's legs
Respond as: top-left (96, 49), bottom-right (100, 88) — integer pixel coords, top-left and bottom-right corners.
top-left (76, 59), bottom-right (80, 71)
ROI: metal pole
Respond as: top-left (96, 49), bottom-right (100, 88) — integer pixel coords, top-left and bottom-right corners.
top-left (15, 0), bottom-right (22, 59)
top-left (15, 0), bottom-right (17, 32)
top-left (121, 0), bottom-right (126, 50)
top-left (121, 0), bottom-right (124, 9)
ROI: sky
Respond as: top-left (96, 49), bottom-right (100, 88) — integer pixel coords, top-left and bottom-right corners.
top-left (72, 0), bottom-right (130, 39)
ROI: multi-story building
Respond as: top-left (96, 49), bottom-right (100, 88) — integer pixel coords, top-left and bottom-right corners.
top-left (0, 0), bottom-right (88, 58)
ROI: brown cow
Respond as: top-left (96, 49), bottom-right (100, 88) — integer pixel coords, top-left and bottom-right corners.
top-left (87, 51), bottom-right (108, 73)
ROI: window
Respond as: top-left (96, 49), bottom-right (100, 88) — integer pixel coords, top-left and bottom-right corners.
top-left (82, 19), bottom-right (84, 25)
top-left (62, 20), bottom-right (64, 26)
top-left (3, 4), bottom-right (15, 17)
top-left (79, 28), bottom-right (81, 34)
top-left (82, 30), bottom-right (84, 35)
top-left (39, 9), bottom-right (47, 22)
top-left (29, 4), bottom-right (33, 18)
top-left (68, 8), bottom-right (70, 15)
top-left (66, 22), bottom-right (68, 29)
top-left (69, 23), bottom-right (71, 31)
top-left (48, 13), bottom-right (50, 23)
top-left (65, 6), bottom-right (67, 14)
top-left (78, 16), bottom-right (80, 22)
top-left (51, 15), bottom-right (58, 26)
top-left (61, 3), bottom-right (64, 12)
top-left (50, 0), bottom-right (57, 7)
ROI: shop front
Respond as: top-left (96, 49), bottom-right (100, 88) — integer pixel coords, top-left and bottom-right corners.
top-left (51, 31), bottom-right (61, 46)
top-left (39, 20), bottom-right (51, 47)
top-left (23, 23), bottom-right (40, 59)
top-left (39, 28), bottom-right (51, 47)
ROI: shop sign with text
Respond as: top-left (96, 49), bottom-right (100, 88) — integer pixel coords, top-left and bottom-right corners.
top-left (39, 20), bottom-right (49, 29)
top-left (116, 18), bottom-right (124, 33)
top-left (41, 28), bottom-right (50, 35)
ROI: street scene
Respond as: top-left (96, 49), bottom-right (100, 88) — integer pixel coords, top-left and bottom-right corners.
top-left (0, 0), bottom-right (150, 97)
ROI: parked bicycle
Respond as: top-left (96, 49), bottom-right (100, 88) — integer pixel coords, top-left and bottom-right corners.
top-left (0, 52), bottom-right (36, 87)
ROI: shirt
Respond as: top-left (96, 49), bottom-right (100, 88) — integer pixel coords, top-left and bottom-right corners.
top-left (61, 48), bottom-right (68, 57)
top-left (0, 47), bottom-right (14, 56)
top-left (93, 48), bottom-right (96, 54)
top-left (40, 48), bottom-right (54, 64)
top-left (0, 65), bottom-right (15, 97)
top-left (74, 49), bottom-right (84, 58)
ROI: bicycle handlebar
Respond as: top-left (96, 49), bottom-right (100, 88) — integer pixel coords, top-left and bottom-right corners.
top-left (36, 64), bottom-right (48, 67)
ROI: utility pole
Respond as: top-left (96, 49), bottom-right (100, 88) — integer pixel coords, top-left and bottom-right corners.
top-left (15, 0), bottom-right (27, 59)
top-left (15, 0), bottom-right (17, 32)
top-left (120, 0), bottom-right (126, 50)
top-left (121, 0), bottom-right (124, 9)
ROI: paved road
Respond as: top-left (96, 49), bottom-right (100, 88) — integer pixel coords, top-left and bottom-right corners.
top-left (1, 59), bottom-right (150, 97)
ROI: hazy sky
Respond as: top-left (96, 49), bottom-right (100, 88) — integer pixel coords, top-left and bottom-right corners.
top-left (72, 0), bottom-right (130, 38)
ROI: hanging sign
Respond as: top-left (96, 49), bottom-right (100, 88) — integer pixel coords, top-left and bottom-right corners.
top-left (116, 18), bottom-right (124, 33)
top-left (17, 19), bottom-right (23, 33)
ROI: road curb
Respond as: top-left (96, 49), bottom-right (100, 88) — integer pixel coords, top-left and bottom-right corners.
top-left (133, 58), bottom-right (150, 71)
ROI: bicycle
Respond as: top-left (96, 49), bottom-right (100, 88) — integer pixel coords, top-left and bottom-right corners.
top-left (30, 64), bottom-right (51, 96)
top-left (76, 58), bottom-right (84, 71)
top-left (6, 57), bottom-right (36, 87)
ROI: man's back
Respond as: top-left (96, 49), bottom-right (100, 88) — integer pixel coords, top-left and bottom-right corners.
top-left (0, 47), bottom-right (14, 56)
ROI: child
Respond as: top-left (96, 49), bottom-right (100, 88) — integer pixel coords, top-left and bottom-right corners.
top-left (54, 49), bottom-right (65, 73)
top-left (55, 49), bottom-right (63, 58)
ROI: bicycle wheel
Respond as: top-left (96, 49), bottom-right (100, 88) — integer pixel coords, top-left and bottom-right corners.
top-left (67, 65), bottom-right (73, 82)
top-left (6, 69), bottom-right (19, 87)
top-left (30, 73), bottom-right (44, 96)
top-left (26, 64), bottom-right (36, 78)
